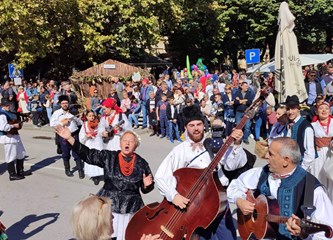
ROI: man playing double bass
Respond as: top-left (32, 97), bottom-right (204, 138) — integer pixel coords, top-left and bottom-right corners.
top-left (155, 105), bottom-right (247, 240)
top-left (227, 137), bottom-right (333, 239)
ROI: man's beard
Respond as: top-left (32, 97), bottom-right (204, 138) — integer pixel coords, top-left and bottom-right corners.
top-left (187, 130), bottom-right (204, 143)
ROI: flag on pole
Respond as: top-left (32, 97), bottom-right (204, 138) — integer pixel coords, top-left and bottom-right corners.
top-left (186, 55), bottom-right (193, 79)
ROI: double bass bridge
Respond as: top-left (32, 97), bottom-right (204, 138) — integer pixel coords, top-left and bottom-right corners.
top-left (161, 225), bottom-right (175, 238)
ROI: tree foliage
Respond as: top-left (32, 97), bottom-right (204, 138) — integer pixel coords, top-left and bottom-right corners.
top-left (0, 0), bottom-right (332, 78)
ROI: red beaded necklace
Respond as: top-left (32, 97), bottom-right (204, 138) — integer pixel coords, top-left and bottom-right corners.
top-left (118, 153), bottom-right (136, 176)
top-left (318, 117), bottom-right (331, 135)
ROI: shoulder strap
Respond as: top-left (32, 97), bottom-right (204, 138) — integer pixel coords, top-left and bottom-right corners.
top-left (185, 150), bottom-right (207, 167)
top-left (301, 173), bottom-right (316, 219)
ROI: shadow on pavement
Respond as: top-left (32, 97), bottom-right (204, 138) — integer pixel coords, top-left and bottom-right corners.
top-left (29, 156), bottom-right (62, 173)
top-left (0, 163), bottom-right (7, 175)
top-left (6, 213), bottom-right (59, 239)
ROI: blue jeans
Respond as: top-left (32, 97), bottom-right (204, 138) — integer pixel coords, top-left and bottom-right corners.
top-left (235, 111), bottom-right (251, 140)
top-left (128, 113), bottom-right (139, 126)
top-left (159, 115), bottom-right (168, 137)
top-left (198, 207), bottom-right (236, 240)
top-left (141, 103), bottom-right (148, 127)
top-left (168, 121), bottom-right (181, 142)
top-left (46, 107), bottom-right (52, 122)
top-left (254, 113), bottom-right (266, 140)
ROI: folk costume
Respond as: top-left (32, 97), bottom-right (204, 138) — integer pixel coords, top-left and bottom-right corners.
top-left (79, 119), bottom-right (104, 178)
top-left (50, 95), bottom-right (84, 178)
top-left (284, 95), bottom-right (317, 171)
top-left (311, 107), bottom-right (333, 202)
top-left (98, 98), bottom-right (131, 151)
top-left (0, 98), bottom-right (31, 181)
top-left (72, 140), bottom-right (154, 240)
top-left (227, 165), bottom-right (333, 239)
top-left (155, 105), bottom-right (247, 240)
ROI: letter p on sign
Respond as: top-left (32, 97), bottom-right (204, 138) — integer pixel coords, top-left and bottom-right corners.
top-left (245, 49), bottom-right (260, 64)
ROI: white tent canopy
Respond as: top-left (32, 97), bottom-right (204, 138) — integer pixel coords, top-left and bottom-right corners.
top-left (247, 54), bottom-right (333, 73)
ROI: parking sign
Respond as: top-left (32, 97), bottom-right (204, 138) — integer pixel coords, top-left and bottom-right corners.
top-left (245, 49), bottom-right (260, 64)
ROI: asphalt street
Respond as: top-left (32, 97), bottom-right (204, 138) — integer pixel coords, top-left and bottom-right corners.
top-left (0, 124), bottom-right (264, 240)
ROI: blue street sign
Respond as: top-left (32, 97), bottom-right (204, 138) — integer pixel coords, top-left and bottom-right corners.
top-left (245, 49), bottom-right (260, 64)
top-left (8, 64), bottom-right (24, 79)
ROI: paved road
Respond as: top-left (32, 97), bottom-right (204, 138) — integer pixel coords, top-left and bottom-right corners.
top-left (0, 124), bottom-right (264, 240)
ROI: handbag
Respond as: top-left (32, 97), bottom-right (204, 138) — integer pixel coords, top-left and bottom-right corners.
top-left (323, 151), bottom-right (333, 181)
top-left (254, 140), bottom-right (269, 159)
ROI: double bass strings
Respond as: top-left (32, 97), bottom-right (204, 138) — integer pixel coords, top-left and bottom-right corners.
top-left (160, 117), bottom-right (249, 239)
top-left (160, 98), bottom-right (264, 239)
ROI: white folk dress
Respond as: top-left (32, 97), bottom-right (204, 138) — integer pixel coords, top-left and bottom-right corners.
top-left (311, 119), bottom-right (333, 202)
top-left (98, 112), bottom-right (131, 151)
top-left (79, 121), bottom-right (104, 177)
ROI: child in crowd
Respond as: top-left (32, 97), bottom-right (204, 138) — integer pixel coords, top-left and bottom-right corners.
top-left (44, 94), bottom-right (53, 122)
top-left (156, 93), bottom-right (169, 139)
top-left (128, 97), bottom-right (141, 129)
top-left (29, 94), bottom-right (42, 127)
top-left (146, 91), bottom-right (159, 137)
top-left (120, 90), bottom-right (131, 117)
top-left (166, 96), bottom-right (182, 143)
top-left (78, 110), bottom-right (103, 185)
top-left (266, 105), bottom-right (277, 137)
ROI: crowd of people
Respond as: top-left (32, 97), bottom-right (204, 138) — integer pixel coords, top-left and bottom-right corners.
top-left (1, 61), bottom-right (333, 239)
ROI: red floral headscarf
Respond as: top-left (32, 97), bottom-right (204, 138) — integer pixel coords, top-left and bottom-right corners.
top-left (102, 98), bottom-right (123, 113)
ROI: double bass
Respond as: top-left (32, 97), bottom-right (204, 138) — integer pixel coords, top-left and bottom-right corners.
top-left (125, 92), bottom-right (268, 240)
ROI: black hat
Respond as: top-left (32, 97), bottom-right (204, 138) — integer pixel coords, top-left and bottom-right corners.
top-left (58, 95), bottom-right (69, 103)
top-left (283, 95), bottom-right (300, 108)
top-left (0, 98), bottom-right (11, 106)
top-left (183, 104), bottom-right (205, 126)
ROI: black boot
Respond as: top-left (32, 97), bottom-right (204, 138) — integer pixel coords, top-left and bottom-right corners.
top-left (63, 160), bottom-right (74, 177)
top-left (76, 159), bottom-right (85, 179)
top-left (90, 176), bottom-right (100, 185)
top-left (16, 159), bottom-right (32, 176)
top-left (7, 162), bottom-right (24, 181)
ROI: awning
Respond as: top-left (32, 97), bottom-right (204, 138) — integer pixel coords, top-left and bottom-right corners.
top-left (247, 54), bottom-right (333, 73)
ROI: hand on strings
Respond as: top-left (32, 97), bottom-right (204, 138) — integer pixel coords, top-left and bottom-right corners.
top-left (230, 129), bottom-right (243, 144)
top-left (143, 173), bottom-right (153, 188)
top-left (55, 125), bottom-right (72, 140)
top-left (140, 234), bottom-right (162, 240)
top-left (286, 214), bottom-right (303, 237)
top-left (236, 198), bottom-right (255, 215)
top-left (172, 194), bottom-right (190, 209)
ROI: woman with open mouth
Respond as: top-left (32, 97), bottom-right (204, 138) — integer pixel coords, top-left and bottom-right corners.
top-left (56, 127), bottom-right (154, 240)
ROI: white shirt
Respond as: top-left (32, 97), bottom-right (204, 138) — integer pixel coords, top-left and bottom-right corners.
top-left (155, 137), bottom-right (247, 202)
top-left (227, 167), bottom-right (333, 240)
top-left (50, 108), bottom-right (82, 133)
top-left (287, 116), bottom-right (316, 171)
top-left (0, 114), bottom-right (20, 144)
